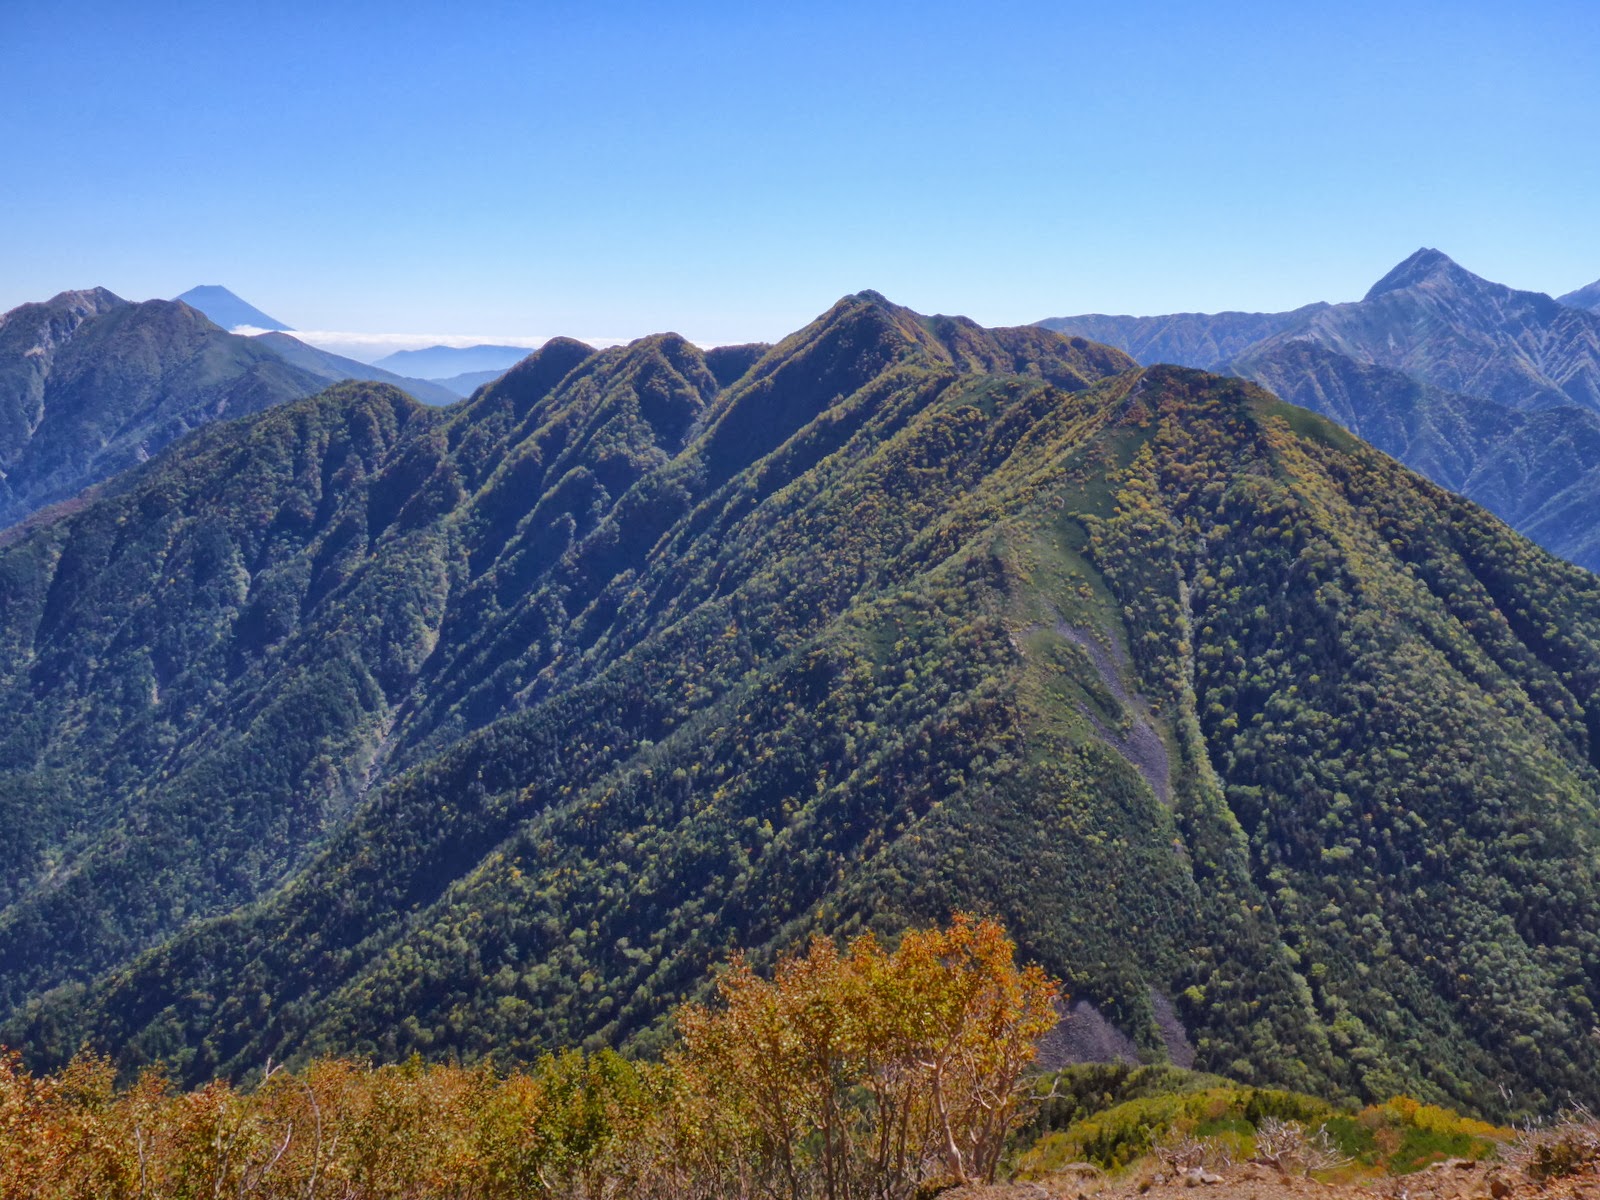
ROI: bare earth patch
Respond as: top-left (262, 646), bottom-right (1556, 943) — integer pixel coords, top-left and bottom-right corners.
top-left (948, 1158), bottom-right (1600, 1200)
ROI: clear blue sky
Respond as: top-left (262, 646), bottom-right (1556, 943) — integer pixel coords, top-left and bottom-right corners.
top-left (3, 0), bottom-right (1597, 346)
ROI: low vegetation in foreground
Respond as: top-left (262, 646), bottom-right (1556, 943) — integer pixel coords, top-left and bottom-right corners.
top-left (7, 917), bottom-right (1600, 1198)
top-left (1, 916), bottom-right (1058, 1198)
top-left (1017, 1071), bottom-right (1510, 1177)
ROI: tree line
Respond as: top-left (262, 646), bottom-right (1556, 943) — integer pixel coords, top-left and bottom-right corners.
top-left (0, 915), bottom-right (1058, 1199)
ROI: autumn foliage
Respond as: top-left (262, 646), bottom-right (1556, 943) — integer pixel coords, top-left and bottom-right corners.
top-left (677, 913), bottom-right (1061, 1198)
top-left (0, 915), bottom-right (1058, 1198)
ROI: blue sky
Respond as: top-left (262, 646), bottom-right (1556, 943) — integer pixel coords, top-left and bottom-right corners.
top-left (3, 0), bottom-right (1597, 348)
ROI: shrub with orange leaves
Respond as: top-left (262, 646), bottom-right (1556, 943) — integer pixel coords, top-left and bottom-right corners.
top-left (676, 913), bottom-right (1061, 1200)
top-left (0, 916), bottom-right (1058, 1200)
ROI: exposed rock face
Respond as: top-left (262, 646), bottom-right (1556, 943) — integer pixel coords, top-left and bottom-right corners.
top-left (1034, 1001), bottom-right (1142, 1070)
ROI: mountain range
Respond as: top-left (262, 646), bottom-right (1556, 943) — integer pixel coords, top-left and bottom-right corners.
top-left (374, 343), bottom-right (532, 380)
top-left (176, 286), bottom-right (532, 399)
top-left (3, 292), bottom-right (1600, 1122)
top-left (0, 289), bottom-right (466, 531)
top-left (0, 289), bottom-right (327, 530)
top-left (248, 331), bottom-right (460, 405)
top-left (1040, 250), bottom-right (1600, 571)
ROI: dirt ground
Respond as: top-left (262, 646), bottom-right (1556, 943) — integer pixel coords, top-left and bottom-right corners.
top-left (946, 1158), bottom-right (1600, 1200)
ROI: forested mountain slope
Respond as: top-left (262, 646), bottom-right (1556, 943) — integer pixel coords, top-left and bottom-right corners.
top-left (0, 290), bottom-right (329, 528)
top-left (1230, 341), bottom-right (1600, 572)
top-left (1038, 251), bottom-right (1600, 573)
top-left (4, 294), bottom-right (1600, 1123)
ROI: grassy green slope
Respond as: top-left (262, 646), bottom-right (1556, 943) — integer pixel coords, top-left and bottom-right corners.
top-left (3, 295), bottom-right (1600, 1121)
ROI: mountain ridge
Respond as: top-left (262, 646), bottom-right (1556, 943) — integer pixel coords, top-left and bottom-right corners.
top-left (3, 293), bottom-right (1600, 1119)
top-left (1038, 250), bottom-right (1600, 571)
top-left (1560, 277), bottom-right (1600, 312)
top-left (0, 291), bottom-right (330, 528)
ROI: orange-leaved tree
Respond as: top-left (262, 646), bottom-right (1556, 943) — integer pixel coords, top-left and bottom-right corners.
top-left (675, 913), bottom-right (1060, 1200)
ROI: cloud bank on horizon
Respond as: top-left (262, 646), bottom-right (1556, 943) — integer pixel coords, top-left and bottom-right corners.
top-left (234, 326), bottom-right (631, 364)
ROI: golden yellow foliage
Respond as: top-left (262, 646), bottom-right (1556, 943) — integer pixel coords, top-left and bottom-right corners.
top-left (0, 916), bottom-right (1058, 1200)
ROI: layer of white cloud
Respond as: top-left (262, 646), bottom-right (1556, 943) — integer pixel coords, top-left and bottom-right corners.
top-left (234, 326), bottom-right (632, 363)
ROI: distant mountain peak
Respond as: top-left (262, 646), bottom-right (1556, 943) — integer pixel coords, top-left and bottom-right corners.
top-left (1363, 247), bottom-right (1470, 300)
top-left (1559, 278), bottom-right (1600, 312)
top-left (44, 287), bottom-right (126, 313)
top-left (174, 285), bottom-right (291, 332)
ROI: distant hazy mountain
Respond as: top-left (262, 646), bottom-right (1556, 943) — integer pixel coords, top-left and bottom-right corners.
top-left (1046, 251), bottom-right (1600, 413)
top-left (253, 332), bottom-right (460, 405)
top-left (0, 289), bottom-right (327, 529)
top-left (1038, 250), bottom-right (1600, 572)
top-left (374, 344), bottom-right (531, 379)
top-left (432, 369), bottom-right (507, 397)
top-left (1560, 278), bottom-right (1600, 312)
top-left (1249, 249), bottom-right (1600, 412)
top-left (174, 285), bottom-right (291, 332)
top-left (1037, 305), bottom-right (1326, 368)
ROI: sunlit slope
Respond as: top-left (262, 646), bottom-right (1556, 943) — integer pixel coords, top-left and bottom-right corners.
top-left (2, 293), bottom-right (1599, 1120)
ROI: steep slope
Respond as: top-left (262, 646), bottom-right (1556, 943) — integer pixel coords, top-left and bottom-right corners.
top-left (0, 291), bottom-right (330, 528)
top-left (1044, 252), bottom-right (1600, 415)
top-left (4, 295), bottom-right (1600, 1124)
top-left (252, 332), bottom-right (461, 405)
top-left (1230, 341), bottom-right (1600, 572)
top-left (174, 286), bottom-right (291, 332)
top-left (1559, 278), bottom-right (1600, 312)
top-left (1036, 305), bottom-right (1324, 369)
top-left (1250, 249), bottom-right (1600, 412)
top-left (1038, 252), bottom-right (1600, 574)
